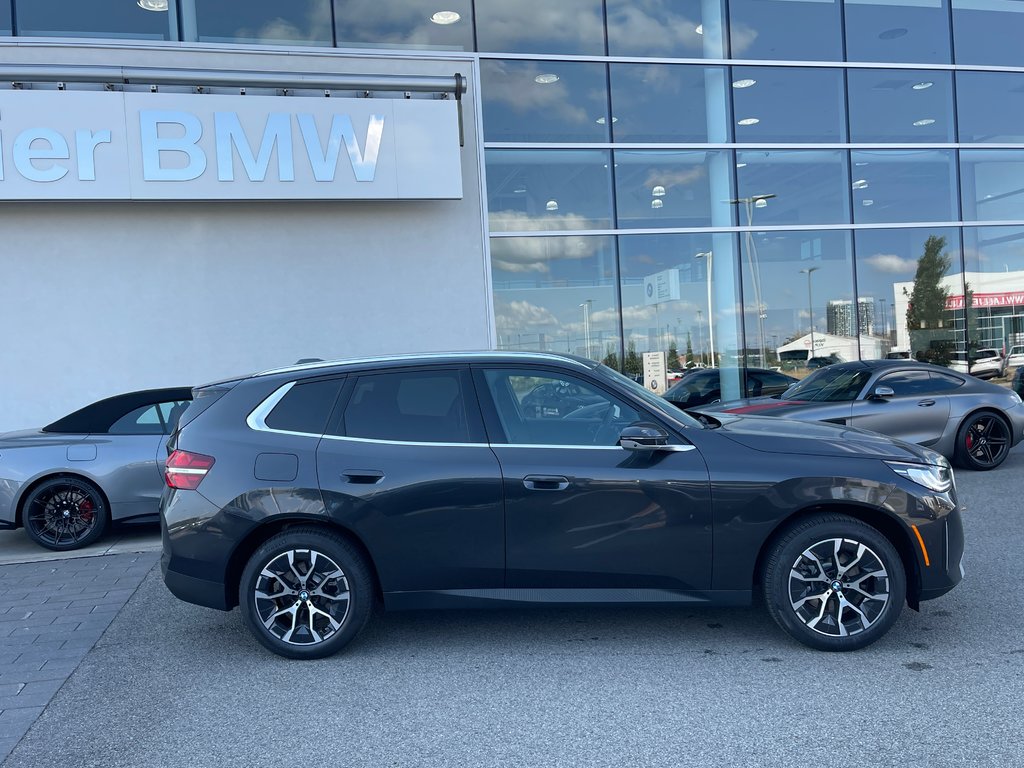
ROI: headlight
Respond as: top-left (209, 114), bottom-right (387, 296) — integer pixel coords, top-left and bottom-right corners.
top-left (885, 460), bottom-right (953, 493)
top-left (1010, 391), bottom-right (1022, 405)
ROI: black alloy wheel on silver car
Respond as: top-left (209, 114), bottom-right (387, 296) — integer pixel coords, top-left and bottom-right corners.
top-left (22, 476), bottom-right (109, 551)
top-left (953, 411), bottom-right (1012, 471)
top-left (239, 528), bottom-right (375, 659)
top-left (762, 514), bottom-right (906, 651)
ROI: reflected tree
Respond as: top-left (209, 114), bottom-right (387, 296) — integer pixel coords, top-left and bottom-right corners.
top-left (602, 344), bottom-right (620, 372)
top-left (905, 235), bottom-right (954, 366)
top-left (668, 340), bottom-right (682, 371)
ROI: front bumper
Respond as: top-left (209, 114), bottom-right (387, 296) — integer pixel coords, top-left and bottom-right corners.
top-left (912, 502), bottom-right (965, 603)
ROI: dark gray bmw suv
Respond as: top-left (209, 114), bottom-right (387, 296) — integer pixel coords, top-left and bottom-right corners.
top-left (161, 352), bottom-right (964, 659)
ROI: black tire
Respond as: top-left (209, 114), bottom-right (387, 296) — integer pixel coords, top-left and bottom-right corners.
top-left (21, 476), bottom-right (109, 551)
top-left (762, 514), bottom-right (906, 652)
top-left (953, 411), bottom-right (1012, 471)
top-left (239, 527), bottom-right (375, 660)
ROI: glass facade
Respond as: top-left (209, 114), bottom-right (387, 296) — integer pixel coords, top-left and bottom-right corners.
top-left (3, 0), bottom-right (1024, 385)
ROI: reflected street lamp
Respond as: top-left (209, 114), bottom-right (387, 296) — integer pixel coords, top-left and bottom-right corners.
top-left (579, 299), bottom-right (593, 359)
top-left (695, 251), bottom-right (715, 366)
top-left (728, 194), bottom-right (776, 365)
top-left (800, 267), bottom-right (820, 362)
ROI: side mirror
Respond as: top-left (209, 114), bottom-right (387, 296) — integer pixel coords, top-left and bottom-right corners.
top-left (870, 386), bottom-right (895, 400)
top-left (619, 423), bottom-right (669, 451)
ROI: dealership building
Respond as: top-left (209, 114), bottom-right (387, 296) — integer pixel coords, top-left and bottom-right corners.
top-left (1, 0), bottom-right (1023, 429)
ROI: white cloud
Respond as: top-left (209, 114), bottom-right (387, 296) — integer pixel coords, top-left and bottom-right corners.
top-left (495, 300), bottom-right (560, 331)
top-left (864, 253), bottom-right (918, 274)
top-left (489, 213), bottom-right (602, 273)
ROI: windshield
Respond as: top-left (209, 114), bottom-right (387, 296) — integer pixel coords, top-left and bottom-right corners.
top-left (781, 367), bottom-right (870, 402)
top-left (595, 365), bottom-right (704, 428)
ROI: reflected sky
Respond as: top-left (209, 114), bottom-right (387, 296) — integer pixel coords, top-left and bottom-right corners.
top-left (731, 67), bottom-right (846, 143)
top-left (196, 0), bottom-right (331, 44)
top-left (844, 0), bottom-right (951, 64)
top-left (953, 0), bottom-right (1024, 67)
top-left (17, 0), bottom-right (171, 38)
top-left (848, 70), bottom-right (954, 143)
top-left (606, 0), bottom-right (728, 58)
top-left (957, 72), bottom-right (1024, 144)
top-left (333, 0), bottom-right (474, 50)
top-left (475, 0), bottom-right (605, 55)
top-left (851, 150), bottom-right (958, 224)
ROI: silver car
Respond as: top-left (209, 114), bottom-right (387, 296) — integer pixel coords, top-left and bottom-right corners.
top-left (698, 360), bottom-right (1024, 470)
top-left (0, 388), bottom-right (192, 550)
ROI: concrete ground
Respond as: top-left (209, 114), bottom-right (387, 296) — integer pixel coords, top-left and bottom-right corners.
top-left (1, 453), bottom-right (1022, 767)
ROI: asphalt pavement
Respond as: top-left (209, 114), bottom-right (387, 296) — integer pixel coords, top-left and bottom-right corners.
top-left (3, 451), bottom-right (1024, 768)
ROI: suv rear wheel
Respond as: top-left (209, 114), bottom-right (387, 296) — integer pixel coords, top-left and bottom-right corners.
top-left (762, 514), bottom-right (906, 651)
top-left (239, 528), bottom-right (375, 659)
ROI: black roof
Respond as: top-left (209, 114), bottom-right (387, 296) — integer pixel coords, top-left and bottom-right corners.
top-left (42, 387), bottom-right (193, 434)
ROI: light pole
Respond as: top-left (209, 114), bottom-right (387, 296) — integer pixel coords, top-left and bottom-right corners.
top-left (695, 251), bottom-right (715, 366)
top-left (801, 267), bottom-right (820, 363)
top-left (696, 309), bottom-right (706, 367)
top-left (579, 299), bottom-right (593, 359)
top-left (728, 194), bottom-right (775, 366)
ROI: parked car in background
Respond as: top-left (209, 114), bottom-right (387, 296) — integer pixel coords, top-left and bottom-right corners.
top-left (807, 354), bottom-right (845, 370)
top-left (161, 352), bottom-right (962, 659)
top-left (663, 367), bottom-right (798, 409)
top-left (697, 359), bottom-right (1024, 470)
top-left (1006, 345), bottom-right (1024, 369)
top-left (0, 388), bottom-right (192, 550)
top-left (1014, 366), bottom-right (1024, 399)
top-left (949, 349), bottom-right (1005, 379)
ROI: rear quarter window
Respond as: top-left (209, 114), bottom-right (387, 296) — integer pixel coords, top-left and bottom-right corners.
top-left (265, 378), bottom-right (345, 435)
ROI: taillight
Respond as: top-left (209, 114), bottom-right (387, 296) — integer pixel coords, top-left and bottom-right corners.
top-left (165, 450), bottom-right (215, 490)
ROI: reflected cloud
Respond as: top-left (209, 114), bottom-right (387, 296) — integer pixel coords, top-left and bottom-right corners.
top-left (865, 253), bottom-right (918, 274)
top-left (606, 1), bottom-right (758, 56)
top-left (642, 166), bottom-right (707, 191)
top-left (482, 61), bottom-right (590, 125)
top-left (491, 227), bottom-right (601, 274)
top-left (495, 300), bottom-right (560, 329)
top-left (478, 2), bottom-right (605, 53)
top-left (234, 3), bottom-right (332, 43)
top-left (490, 210), bottom-right (601, 234)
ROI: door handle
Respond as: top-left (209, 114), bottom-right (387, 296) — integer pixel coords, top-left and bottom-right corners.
top-left (917, 400), bottom-right (936, 407)
top-left (523, 475), bottom-right (570, 491)
top-left (342, 469), bottom-right (385, 484)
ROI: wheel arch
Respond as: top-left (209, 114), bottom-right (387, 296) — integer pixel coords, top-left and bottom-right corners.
top-left (953, 406), bottom-right (1013, 470)
top-left (223, 517), bottom-right (382, 610)
top-left (751, 502), bottom-right (923, 609)
top-left (15, 471), bottom-right (111, 529)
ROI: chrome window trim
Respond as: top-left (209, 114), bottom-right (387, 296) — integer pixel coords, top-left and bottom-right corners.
top-left (321, 433), bottom-right (487, 447)
top-left (246, 381), bottom-right (313, 437)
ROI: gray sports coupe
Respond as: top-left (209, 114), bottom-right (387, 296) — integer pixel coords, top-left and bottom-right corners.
top-left (696, 359), bottom-right (1024, 470)
top-left (0, 387), bottom-right (192, 550)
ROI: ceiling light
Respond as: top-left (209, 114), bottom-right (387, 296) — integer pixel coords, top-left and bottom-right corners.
top-left (737, 117), bottom-right (760, 126)
top-left (651, 199), bottom-right (664, 209)
top-left (695, 24), bottom-right (704, 35)
top-left (430, 10), bottom-right (461, 24)
top-left (855, 162), bottom-right (869, 167)
top-left (546, 199), bottom-right (559, 211)
top-left (652, 185), bottom-right (666, 197)
top-left (879, 27), bottom-right (908, 40)
top-left (137, 0), bottom-right (167, 10)
top-left (534, 74), bottom-right (560, 85)
top-left (754, 198), bottom-right (768, 208)
top-left (862, 199), bottom-right (874, 206)
top-left (513, 187), bottom-right (527, 194)
top-left (913, 118), bottom-right (936, 126)
top-left (595, 116), bottom-right (618, 124)
top-left (852, 179), bottom-right (869, 190)
top-left (732, 79), bottom-right (756, 89)
top-left (912, 81), bottom-right (934, 90)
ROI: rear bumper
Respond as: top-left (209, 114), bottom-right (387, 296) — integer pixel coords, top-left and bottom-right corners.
top-left (161, 551), bottom-right (231, 611)
top-left (160, 488), bottom-right (234, 612)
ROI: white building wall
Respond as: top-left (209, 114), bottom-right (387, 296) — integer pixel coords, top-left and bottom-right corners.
top-left (0, 43), bottom-right (489, 430)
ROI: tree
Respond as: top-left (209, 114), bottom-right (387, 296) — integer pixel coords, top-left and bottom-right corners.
top-left (905, 235), bottom-right (954, 366)
top-left (601, 344), bottom-right (620, 372)
top-left (624, 340), bottom-right (642, 377)
top-left (667, 340), bottom-right (682, 371)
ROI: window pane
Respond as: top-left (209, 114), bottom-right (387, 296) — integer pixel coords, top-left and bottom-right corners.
top-left (0, 2), bottom-right (10, 35)
top-left (960, 151), bottom-right (1024, 222)
top-left (844, 0), bottom-right (951, 64)
top-left (194, 0), bottom-right (332, 45)
top-left (851, 151), bottom-right (958, 224)
top-left (727, 0), bottom-right (842, 61)
top-left (957, 72), bottom-right (1024, 143)
top-left (486, 150), bottom-right (613, 233)
top-left (109, 405), bottom-right (164, 435)
top-left (343, 371), bottom-right (470, 443)
top-left (614, 151), bottom-right (735, 230)
top-left (17, 0), bottom-right (172, 39)
top-left (266, 379), bottom-right (343, 435)
top-left (877, 370), bottom-right (936, 396)
top-left (481, 60), bottom-right (609, 143)
top-left (606, 0), bottom-right (726, 58)
top-left (741, 230), bottom-right (854, 369)
top-left (334, 0), bottom-right (473, 50)
top-left (848, 70), bottom-right (954, 143)
top-left (610, 64), bottom-right (730, 143)
top-left (735, 151), bottom-right (850, 226)
top-left (731, 67), bottom-right (846, 143)
top-left (962, 226), bottom-right (1024, 354)
top-left (953, 0), bottom-right (1024, 67)
top-left (491, 236), bottom-right (617, 364)
top-left (617, 233), bottom-right (744, 399)
top-left (854, 227), bottom-right (963, 362)
top-left (475, 0), bottom-right (604, 55)
top-left (158, 401), bottom-right (191, 433)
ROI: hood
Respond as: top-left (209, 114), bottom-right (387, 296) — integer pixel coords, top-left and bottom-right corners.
top-left (698, 396), bottom-right (816, 417)
top-left (707, 413), bottom-right (941, 464)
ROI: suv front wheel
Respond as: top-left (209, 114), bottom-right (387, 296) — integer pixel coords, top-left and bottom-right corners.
top-left (239, 528), bottom-right (375, 659)
top-left (762, 514), bottom-right (906, 651)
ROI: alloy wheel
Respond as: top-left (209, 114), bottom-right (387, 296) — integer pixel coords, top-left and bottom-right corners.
top-left (788, 537), bottom-right (890, 638)
top-left (26, 483), bottom-right (101, 548)
top-left (253, 549), bottom-right (351, 646)
top-left (963, 413), bottom-right (1010, 469)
